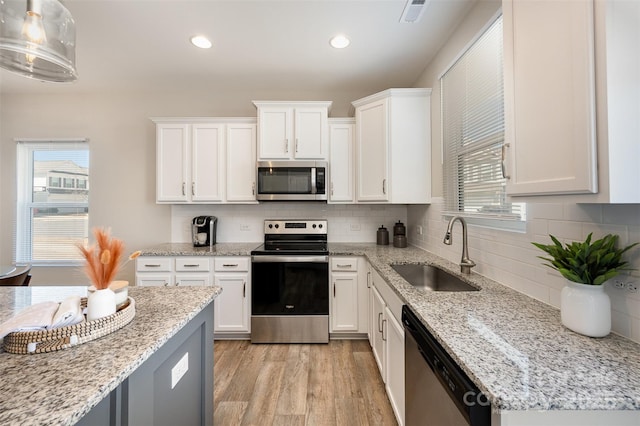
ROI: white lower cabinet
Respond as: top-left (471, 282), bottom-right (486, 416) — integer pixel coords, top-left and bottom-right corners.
top-left (329, 257), bottom-right (369, 335)
top-left (213, 257), bottom-right (251, 335)
top-left (135, 257), bottom-right (174, 287)
top-left (369, 264), bottom-right (405, 426)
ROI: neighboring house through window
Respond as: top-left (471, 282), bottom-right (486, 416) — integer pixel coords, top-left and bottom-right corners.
top-left (16, 139), bottom-right (89, 265)
top-left (441, 14), bottom-right (525, 231)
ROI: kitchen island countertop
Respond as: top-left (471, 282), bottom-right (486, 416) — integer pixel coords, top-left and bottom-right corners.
top-left (0, 285), bottom-right (221, 425)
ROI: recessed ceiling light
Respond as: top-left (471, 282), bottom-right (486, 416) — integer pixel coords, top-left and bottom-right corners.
top-left (190, 35), bottom-right (212, 49)
top-left (330, 34), bottom-right (350, 49)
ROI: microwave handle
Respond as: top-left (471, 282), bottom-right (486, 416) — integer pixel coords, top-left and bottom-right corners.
top-left (311, 167), bottom-right (317, 194)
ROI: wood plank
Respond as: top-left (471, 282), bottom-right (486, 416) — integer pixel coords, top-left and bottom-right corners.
top-left (213, 340), bottom-right (246, 403)
top-left (275, 344), bottom-right (310, 416)
top-left (242, 361), bottom-right (286, 425)
top-left (213, 401), bottom-right (247, 426)
top-left (332, 340), bottom-right (363, 399)
top-left (353, 351), bottom-right (398, 425)
top-left (217, 342), bottom-right (268, 402)
top-left (335, 397), bottom-right (369, 426)
top-left (272, 414), bottom-right (305, 426)
top-left (306, 343), bottom-right (337, 426)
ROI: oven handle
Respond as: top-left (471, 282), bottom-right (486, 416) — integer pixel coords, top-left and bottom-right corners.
top-left (251, 255), bottom-right (329, 263)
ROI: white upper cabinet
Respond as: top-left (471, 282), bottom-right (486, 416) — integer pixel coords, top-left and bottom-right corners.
top-left (226, 122), bottom-right (257, 203)
top-left (155, 122), bottom-right (224, 203)
top-left (328, 118), bottom-right (355, 203)
top-left (253, 101), bottom-right (332, 160)
top-left (503, 0), bottom-right (640, 202)
top-left (503, 0), bottom-right (597, 196)
top-left (153, 118), bottom-right (257, 204)
top-left (352, 88), bottom-right (431, 204)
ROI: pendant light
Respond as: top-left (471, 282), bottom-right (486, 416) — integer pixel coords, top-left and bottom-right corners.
top-left (0, 0), bottom-right (77, 82)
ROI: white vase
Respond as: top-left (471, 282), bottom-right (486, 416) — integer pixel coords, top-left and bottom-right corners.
top-left (560, 281), bottom-right (611, 337)
top-left (87, 288), bottom-right (116, 321)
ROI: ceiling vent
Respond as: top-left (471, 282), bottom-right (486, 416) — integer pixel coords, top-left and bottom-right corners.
top-left (400, 0), bottom-right (430, 23)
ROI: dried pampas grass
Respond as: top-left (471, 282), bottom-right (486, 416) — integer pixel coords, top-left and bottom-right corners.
top-left (78, 227), bottom-right (125, 290)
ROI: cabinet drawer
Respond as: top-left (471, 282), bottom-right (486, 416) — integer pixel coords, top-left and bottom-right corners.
top-left (214, 257), bottom-right (249, 272)
top-left (331, 257), bottom-right (358, 272)
top-left (175, 257), bottom-right (211, 272)
top-left (137, 257), bottom-right (173, 272)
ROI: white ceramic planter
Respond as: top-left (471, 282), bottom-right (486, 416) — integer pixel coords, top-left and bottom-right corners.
top-left (560, 281), bottom-right (611, 337)
top-left (87, 288), bottom-right (116, 321)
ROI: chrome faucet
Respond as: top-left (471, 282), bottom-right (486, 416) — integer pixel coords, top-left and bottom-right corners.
top-left (443, 216), bottom-right (476, 274)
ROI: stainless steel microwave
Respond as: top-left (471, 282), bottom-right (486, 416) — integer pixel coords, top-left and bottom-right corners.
top-left (256, 161), bottom-right (327, 201)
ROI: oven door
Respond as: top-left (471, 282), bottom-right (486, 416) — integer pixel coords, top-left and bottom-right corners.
top-left (251, 255), bottom-right (329, 343)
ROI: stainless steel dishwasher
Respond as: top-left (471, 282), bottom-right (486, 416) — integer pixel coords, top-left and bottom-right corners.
top-left (403, 306), bottom-right (490, 426)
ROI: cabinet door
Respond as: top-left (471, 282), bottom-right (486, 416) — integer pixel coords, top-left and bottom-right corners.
top-left (258, 107), bottom-right (292, 159)
top-left (214, 273), bottom-right (250, 333)
top-left (156, 124), bottom-right (189, 202)
top-left (191, 124), bottom-right (224, 202)
top-left (329, 123), bottom-right (354, 203)
top-left (136, 274), bottom-right (173, 287)
top-left (356, 99), bottom-right (389, 201)
top-left (294, 107), bottom-right (327, 159)
top-left (175, 273), bottom-right (211, 287)
top-left (371, 285), bottom-right (386, 380)
top-left (503, 0), bottom-right (597, 196)
top-left (330, 272), bottom-right (359, 332)
top-left (385, 307), bottom-right (405, 426)
top-left (226, 123), bottom-right (257, 202)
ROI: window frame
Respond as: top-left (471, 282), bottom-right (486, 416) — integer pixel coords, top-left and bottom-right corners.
top-left (15, 139), bottom-right (90, 266)
top-left (439, 12), bottom-right (525, 232)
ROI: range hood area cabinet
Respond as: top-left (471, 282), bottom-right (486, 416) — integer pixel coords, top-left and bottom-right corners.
top-left (503, 0), bottom-right (640, 203)
top-left (352, 88), bottom-right (431, 204)
top-left (153, 118), bottom-right (257, 204)
top-left (253, 101), bottom-right (332, 160)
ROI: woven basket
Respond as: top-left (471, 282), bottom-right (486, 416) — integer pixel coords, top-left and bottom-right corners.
top-left (3, 297), bottom-right (136, 355)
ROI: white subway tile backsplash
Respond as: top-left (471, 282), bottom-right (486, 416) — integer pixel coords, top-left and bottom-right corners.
top-left (408, 198), bottom-right (640, 344)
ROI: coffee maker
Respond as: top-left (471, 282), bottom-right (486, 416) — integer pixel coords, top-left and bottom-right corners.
top-left (192, 216), bottom-right (217, 247)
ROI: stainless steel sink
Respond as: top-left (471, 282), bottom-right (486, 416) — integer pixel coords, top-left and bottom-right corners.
top-left (391, 264), bottom-right (479, 292)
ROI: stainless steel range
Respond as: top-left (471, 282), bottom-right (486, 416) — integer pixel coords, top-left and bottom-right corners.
top-left (250, 219), bottom-right (329, 343)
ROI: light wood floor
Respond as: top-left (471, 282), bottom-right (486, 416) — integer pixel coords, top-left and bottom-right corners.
top-left (214, 339), bottom-right (398, 426)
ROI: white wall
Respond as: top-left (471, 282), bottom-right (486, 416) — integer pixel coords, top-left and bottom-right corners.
top-left (408, 0), bottom-right (640, 343)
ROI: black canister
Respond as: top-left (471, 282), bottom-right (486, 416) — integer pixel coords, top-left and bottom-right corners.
top-left (377, 225), bottom-right (389, 245)
top-left (393, 220), bottom-right (406, 237)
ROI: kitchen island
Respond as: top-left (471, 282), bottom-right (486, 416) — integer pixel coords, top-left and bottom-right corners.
top-left (0, 285), bottom-right (221, 426)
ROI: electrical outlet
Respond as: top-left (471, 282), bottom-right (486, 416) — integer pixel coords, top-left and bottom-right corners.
top-left (171, 352), bottom-right (189, 389)
top-left (416, 225), bottom-right (423, 235)
top-left (350, 223), bottom-right (361, 231)
top-left (626, 282), bottom-right (638, 293)
top-left (240, 224), bottom-right (251, 232)
top-left (614, 280), bottom-right (626, 290)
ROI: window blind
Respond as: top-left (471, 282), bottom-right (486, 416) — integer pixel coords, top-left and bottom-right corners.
top-left (15, 139), bottom-right (89, 265)
top-left (441, 16), bottom-right (525, 223)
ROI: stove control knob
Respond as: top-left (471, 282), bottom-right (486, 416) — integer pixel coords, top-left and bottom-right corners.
top-left (319, 224), bottom-right (323, 229)
top-left (268, 224), bottom-right (273, 229)
top-left (312, 224), bottom-right (317, 228)
top-left (275, 224), bottom-right (279, 229)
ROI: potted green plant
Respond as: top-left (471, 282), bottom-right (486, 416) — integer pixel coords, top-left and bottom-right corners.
top-left (532, 233), bottom-right (637, 337)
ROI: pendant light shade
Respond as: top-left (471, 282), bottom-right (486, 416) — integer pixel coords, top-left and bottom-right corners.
top-left (0, 0), bottom-right (77, 82)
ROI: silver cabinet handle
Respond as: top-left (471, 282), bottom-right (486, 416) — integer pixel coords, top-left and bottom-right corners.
top-left (501, 143), bottom-right (511, 180)
top-left (382, 319), bottom-right (387, 341)
top-left (144, 264), bottom-right (162, 267)
top-left (382, 179), bottom-right (387, 195)
top-left (336, 264), bottom-right (352, 268)
top-left (367, 271), bottom-right (371, 288)
top-left (243, 282), bottom-right (246, 298)
top-left (284, 139), bottom-right (289, 153)
top-left (183, 264), bottom-right (200, 267)
top-left (331, 181), bottom-right (334, 196)
top-left (333, 283), bottom-right (336, 298)
top-left (182, 182), bottom-right (186, 196)
top-left (252, 182), bottom-right (255, 195)
top-left (295, 138), bottom-right (299, 153)
top-left (192, 182), bottom-right (195, 196)
top-left (378, 312), bottom-right (383, 333)
top-left (163, 282), bottom-right (169, 286)
top-left (222, 263), bottom-right (239, 267)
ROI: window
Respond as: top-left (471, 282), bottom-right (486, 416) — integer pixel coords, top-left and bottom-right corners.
top-left (441, 15), bottom-right (525, 230)
top-left (16, 140), bottom-right (89, 265)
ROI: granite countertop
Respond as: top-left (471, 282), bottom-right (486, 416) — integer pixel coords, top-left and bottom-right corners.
top-left (0, 286), bottom-right (221, 426)
top-left (328, 243), bottom-right (640, 412)
top-left (140, 242), bottom-right (260, 256)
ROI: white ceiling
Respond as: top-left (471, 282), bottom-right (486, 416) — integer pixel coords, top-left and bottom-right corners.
top-left (0, 0), bottom-right (474, 100)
